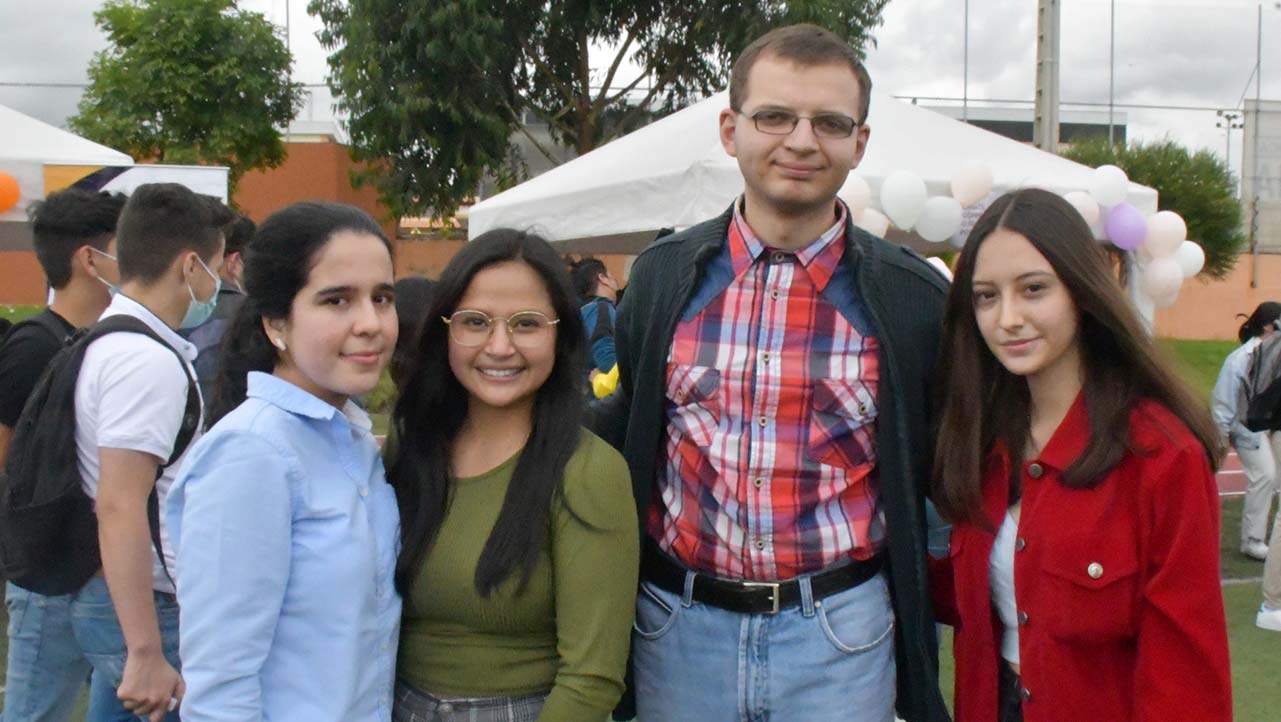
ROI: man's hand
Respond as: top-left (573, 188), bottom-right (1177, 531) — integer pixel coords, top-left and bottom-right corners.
top-left (117, 648), bottom-right (183, 722)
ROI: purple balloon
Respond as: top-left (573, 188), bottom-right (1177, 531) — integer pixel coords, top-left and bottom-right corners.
top-left (1105, 203), bottom-right (1147, 250)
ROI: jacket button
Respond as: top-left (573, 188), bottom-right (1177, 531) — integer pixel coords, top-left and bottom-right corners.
top-left (1018, 610), bottom-right (1029, 625)
top-left (1026, 462), bottom-right (1044, 479)
top-left (1015, 537), bottom-right (1026, 552)
top-left (1021, 687), bottom-right (1032, 702)
top-left (1087, 562), bottom-right (1104, 579)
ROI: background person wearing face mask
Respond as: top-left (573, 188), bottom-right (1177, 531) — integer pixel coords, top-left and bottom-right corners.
top-left (69, 183), bottom-right (230, 722)
top-left (0, 188), bottom-right (125, 722)
top-left (182, 213), bottom-right (255, 406)
top-left (0, 189), bottom-right (126, 468)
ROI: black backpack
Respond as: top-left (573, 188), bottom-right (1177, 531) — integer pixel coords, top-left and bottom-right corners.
top-left (0, 310), bottom-right (68, 355)
top-left (1243, 320), bottom-right (1281, 432)
top-left (0, 315), bottom-right (200, 595)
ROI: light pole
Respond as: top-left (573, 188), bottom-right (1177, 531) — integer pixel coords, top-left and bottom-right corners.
top-left (1108, 0), bottom-right (1115, 146)
top-left (1218, 110), bottom-right (1243, 176)
top-left (963, 0), bottom-right (969, 123)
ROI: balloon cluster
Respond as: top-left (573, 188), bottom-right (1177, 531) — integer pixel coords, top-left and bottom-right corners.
top-left (840, 165), bottom-right (992, 245)
top-left (1066, 164), bottom-right (1205, 309)
top-left (837, 163), bottom-right (1206, 310)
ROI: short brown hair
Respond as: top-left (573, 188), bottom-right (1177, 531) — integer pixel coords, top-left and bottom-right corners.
top-left (728, 24), bottom-right (873, 123)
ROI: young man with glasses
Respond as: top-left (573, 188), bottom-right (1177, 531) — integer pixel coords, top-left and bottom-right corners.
top-left (591, 23), bottom-right (951, 722)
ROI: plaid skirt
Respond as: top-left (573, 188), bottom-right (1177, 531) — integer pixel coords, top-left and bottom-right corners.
top-left (392, 679), bottom-right (548, 722)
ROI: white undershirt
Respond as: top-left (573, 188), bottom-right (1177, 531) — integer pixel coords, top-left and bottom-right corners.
top-left (989, 504), bottom-right (1021, 665)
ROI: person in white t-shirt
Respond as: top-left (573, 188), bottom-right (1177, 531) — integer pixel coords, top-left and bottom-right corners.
top-left (10, 183), bottom-right (231, 722)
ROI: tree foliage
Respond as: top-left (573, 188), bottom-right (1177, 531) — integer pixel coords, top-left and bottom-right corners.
top-left (71, 0), bottom-right (305, 192)
top-left (1061, 138), bottom-right (1244, 279)
top-left (310, 0), bottom-right (890, 218)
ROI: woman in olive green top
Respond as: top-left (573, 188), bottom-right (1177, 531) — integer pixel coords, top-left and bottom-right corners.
top-left (387, 228), bottom-right (639, 722)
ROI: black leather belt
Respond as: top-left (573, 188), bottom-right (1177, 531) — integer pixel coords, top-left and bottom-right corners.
top-left (641, 542), bottom-right (883, 615)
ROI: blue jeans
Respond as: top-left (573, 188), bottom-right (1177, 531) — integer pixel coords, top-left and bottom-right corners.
top-left (632, 570), bottom-right (896, 722)
top-left (2, 578), bottom-right (181, 722)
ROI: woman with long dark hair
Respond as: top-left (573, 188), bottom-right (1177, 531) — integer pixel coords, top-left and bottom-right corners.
top-left (1211, 301), bottom-right (1281, 561)
top-left (167, 202), bottom-right (401, 721)
top-left (389, 229), bottom-right (637, 722)
top-left (932, 188), bottom-right (1231, 722)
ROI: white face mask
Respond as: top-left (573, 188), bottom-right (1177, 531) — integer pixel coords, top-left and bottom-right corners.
top-left (90, 248), bottom-right (120, 297)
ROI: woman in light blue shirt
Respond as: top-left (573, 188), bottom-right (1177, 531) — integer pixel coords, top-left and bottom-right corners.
top-left (1211, 301), bottom-right (1281, 561)
top-left (167, 202), bottom-right (401, 722)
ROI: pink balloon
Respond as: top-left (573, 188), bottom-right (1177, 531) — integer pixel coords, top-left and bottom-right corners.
top-left (1105, 203), bottom-right (1147, 250)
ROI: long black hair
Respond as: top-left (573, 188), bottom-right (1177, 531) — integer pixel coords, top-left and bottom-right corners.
top-left (934, 188), bottom-right (1222, 525)
top-left (1237, 302), bottom-right (1281, 343)
top-left (389, 229), bottom-right (587, 598)
top-left (208, 202), bottom-right (390, 424)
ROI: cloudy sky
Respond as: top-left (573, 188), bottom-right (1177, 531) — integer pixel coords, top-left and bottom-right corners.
top-left (2, 0), bottom-right (1279, 179)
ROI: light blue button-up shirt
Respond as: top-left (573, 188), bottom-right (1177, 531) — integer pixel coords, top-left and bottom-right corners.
top-left (168, 372), bottom-right (401, 722)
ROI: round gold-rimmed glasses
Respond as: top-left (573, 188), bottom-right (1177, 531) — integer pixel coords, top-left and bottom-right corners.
top-left (442, 310), bottom-right (559, 348)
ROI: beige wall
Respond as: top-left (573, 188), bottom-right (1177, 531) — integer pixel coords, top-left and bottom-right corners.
top-left (1154, 253), bottom-right (1281, 339)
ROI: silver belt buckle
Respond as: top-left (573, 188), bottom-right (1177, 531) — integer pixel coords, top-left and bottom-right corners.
top-left (740, 581), bottom-right (782, 614)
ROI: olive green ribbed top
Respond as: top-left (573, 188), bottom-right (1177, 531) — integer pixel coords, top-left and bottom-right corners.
top-left (397, 431), bottom-right (639, 721)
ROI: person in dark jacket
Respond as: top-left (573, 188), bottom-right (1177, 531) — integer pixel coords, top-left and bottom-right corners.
top-left (588, 23), bottom-right (950, 722)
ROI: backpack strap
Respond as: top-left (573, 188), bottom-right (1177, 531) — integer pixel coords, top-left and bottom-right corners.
top-left (77, 316), bottom-right (199, 587)
top-left (4, 310), bottom-right (71, 351)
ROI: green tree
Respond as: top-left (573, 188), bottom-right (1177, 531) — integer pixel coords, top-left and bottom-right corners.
top-left (1061, 138), bottom-right (1244, 279)
top-left (71, 0), bottom-right (305, 192)
top-left (310, 0), bottom-right (890, 218)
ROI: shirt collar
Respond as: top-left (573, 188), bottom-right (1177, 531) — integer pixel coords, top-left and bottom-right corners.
top-left (102, 293), bottom-right (198, 362)
top-left (246, 371), bottom-right (373, 431)
top-left (728, 197), bottom-right (848, 291)
top-left (1033, 389), bottom-right (1090, 472)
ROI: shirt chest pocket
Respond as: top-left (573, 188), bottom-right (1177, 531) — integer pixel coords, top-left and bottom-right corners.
top-left (807, 378), bottom-right (878, 469)
top-left (1037, 536), bottom-right (1140, 642)
top-left (665, 364), bottom-right (721, 449)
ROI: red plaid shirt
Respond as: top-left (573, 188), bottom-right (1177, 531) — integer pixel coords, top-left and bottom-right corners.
top-left (649, 201), bottom-right (883, 580)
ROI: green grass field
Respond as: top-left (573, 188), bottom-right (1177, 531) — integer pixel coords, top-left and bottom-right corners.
top-left (0, 307), bottom-right (1273, 717)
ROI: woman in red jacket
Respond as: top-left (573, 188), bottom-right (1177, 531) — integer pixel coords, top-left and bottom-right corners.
top-left (932, 187), bottom-right (1231, 722)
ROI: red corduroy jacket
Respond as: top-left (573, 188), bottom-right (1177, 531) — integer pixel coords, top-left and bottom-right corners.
top-left (932, 395), bottom-right (1232, 722)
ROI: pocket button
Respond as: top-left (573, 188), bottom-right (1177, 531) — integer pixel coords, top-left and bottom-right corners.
top-left (1087, 562), bottom-right (1104, 579)
top-left (1027, 463), bottom-right (1044, 479)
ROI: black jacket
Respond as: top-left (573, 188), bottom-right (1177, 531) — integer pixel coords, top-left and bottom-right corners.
top-left (589, 204), bottom-right (952, 722)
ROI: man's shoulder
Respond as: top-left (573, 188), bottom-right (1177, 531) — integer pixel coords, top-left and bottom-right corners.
top-left (850, 225), bottom-right (950, 295)
top-left (636, 211), bottom-right (732, 263)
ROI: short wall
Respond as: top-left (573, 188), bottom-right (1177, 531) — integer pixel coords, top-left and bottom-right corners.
top-left (0, 251), bottom-right (47, 306)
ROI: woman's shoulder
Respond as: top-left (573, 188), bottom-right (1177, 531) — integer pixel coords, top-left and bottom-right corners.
top-left (1126, 398), bottom-right (1213, 481)
top-left (558, 430), bottom-right (634, 525)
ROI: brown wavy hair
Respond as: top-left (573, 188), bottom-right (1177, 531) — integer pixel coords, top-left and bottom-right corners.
top-left (932, 188), bottom-right (1223, 525)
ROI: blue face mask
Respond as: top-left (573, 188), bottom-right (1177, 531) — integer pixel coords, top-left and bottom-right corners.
top-left (179, 255), bottom-right (222, 329)
top-left (90, 248), bottom-right (120, 297)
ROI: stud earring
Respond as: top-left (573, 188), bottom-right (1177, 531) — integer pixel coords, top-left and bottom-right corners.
top-left (272, 337), bottom-right (287, 351)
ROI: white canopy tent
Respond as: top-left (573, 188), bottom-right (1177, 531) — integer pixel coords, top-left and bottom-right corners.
top-left (468, 90), bottom-right (1158, 250)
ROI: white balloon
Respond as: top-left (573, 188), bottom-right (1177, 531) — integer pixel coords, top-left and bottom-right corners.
top-left (1089, 164), bottom-right (1130, 207)
top-left (1174, 240), bottom-right (1206, 278)
top-left (879, 171), bottom-right (928, 229)
top-left (950, 164), bottom-right (994, 207)
top-left (1152, 286), bottom-right (1181, 309)
top-left (1144, 210), bottom-right (1187, 258)
top-left (915, 196), bottom-right (964, 244)
top-left (838, 174), bottom-right (871, 217)
top-left (1140, 258), bottom-right (1184, 300)
top-left (1063, 190), bottom-right (1100, 227)
top-left (857, 208), bottom-right (890, 237)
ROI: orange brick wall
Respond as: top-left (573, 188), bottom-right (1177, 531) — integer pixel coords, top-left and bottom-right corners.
top-left (1154, 254), bottom-right (1281, 340)
top-left (234, 141), bottom-right (395, 238)
top-left (0, 251), bottom-right (48, 306)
